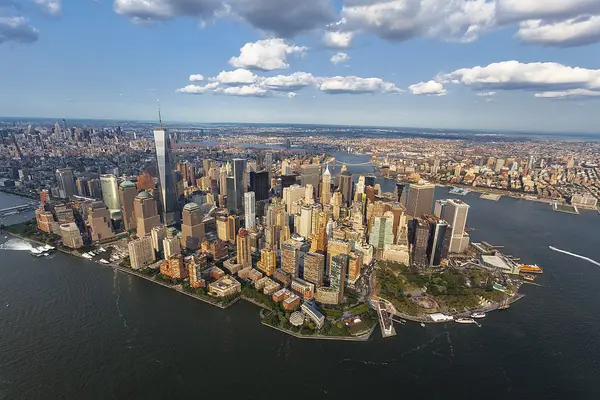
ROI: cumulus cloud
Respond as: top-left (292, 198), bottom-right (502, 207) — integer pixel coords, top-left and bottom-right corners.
top-left (113, 0), bottom-right (334, 37)
top-left (176, 82), bottom-right (219, 94)
top-left (34, 0), bottom-right (61, 16)
top-left (409, 80), bottom-right (446, 96)
top-left (189, 74), bottom-right (204, 82)
top-left (431, 60), bottom-right (600, 100)
top-left (318, 76), bottom-right (400, 94)
top-left (211, 68), bottom-right (258, 85)
top-left (0, 16), bottom-right (39, 45)
top-left (517, 16), bottom-right (600, 47)
top-left (214, 84), bottom-right (270, 97)
top-left (495, 0), bottom-right (600, 24)
top-left (260, 72), bottom-right (316, 91)
top-left (323, 30), bottom-right (354, 48)
top-left (330, 52), bottom-right (349, 64)
top-left (229, 38), bottom-right (306, 71)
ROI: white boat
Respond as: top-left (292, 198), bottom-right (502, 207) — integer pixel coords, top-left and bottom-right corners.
top-left (98, 247), bottom-right (106, 253)
top-left (42, 245), bottom-right (55, 251)
top-left (99, 259), bottom-right (110, 264)
top-left (82, 253), bottom-right (93, 259)
top-left (420, 322), bottom-right (426, 328)
top-left (471, 312), bottom-right (486, 319)
top-left (455, 318), bottom-right (477, 324)
top-left (29, 247), bottom-right (42, 255)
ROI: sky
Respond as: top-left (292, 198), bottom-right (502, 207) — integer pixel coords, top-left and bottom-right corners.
top-left (1, 0), bottom-right (600, 133)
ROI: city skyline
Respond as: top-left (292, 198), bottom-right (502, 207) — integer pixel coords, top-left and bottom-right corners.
top-left (1, 1), bottom-right (600, 133)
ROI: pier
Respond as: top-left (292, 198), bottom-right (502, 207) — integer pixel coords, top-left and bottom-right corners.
top-left (375, 300), bottom-right (396, 338)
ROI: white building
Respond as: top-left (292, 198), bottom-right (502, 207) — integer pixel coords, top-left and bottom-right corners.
top-left (244, 191), bottom-right (256, 229)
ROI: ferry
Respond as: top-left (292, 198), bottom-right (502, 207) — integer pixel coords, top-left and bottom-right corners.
top-left (471, 312), bottom-right (486, 319)
top-left (455, 318), bottom-right (477, 324)
top-left (519, 264), bottom-right (543, 274)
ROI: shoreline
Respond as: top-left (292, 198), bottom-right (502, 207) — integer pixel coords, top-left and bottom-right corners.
top-left (261, 321), bottom-right (376, 342)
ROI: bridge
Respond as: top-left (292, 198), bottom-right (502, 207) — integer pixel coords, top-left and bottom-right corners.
top-left (327, 161), bottom-right (374, 166)
top-left (0, 202), bottom-right (38, 214)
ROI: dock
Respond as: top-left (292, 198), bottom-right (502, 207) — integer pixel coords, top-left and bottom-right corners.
top-left (480, 193), bottom-right (502, 201)
top-left (376, 300), bottom-right (396, 338)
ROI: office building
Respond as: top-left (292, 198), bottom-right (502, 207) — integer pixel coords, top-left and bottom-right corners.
top-left (137, 170), bottom-right (155, 191)
top-left (249, 170), bottom-right (269, 201)
top-left (321, 165), bottom-right (332, 205)
top-left (339, 171), bottom-right (353, 206)
top-left (347, 251), bottom-right (363, 284)
top-left (494, 158), bottom-right (506, 173)
top-left (189, 254), bottom-right (207, 288)
top-left (303, 252), bottom-right (325, 287)
top-left (383, 244), bottom-right (410, 265)
top-left (329, 254), bottom-right (347, 302)
top-left (423, 215), bottom-right (451, 266)
top-left (411, 218), bottom-right (430, 266)
top-left (332, 192), bottom-right (342, 220)
top-left (281, 239), bottom-right (302, 277)
top-left (395, 183), bottom-right (408, 205)
top-left (134, 191), bottom-right (161, 238)
top-left (128, 235), bottom-right (156, 269)
top-left (87, 179), bottom-right (102, 199)
top-left (257, 248), bottom-right (277, 276)
top-left (151, 226), bottom-right (167, 253)
top-left (59, 223), bottom-right (83, 249)
top-left (244, 191), bottom-right (256, 229)
top-left (406, 183), bottom-right (435, 217)
top-left (283, 184), bottom-right (305, 214)
top-left (76, 178), bottom-right (89, 197)
top-left (434, 199), bottom-right (447, 219)
top-left (88, 201), bottom-right (115, 242)
top-left (299, 205), bottom-right (312, 239)
top-left (226, 158), bottom-right (245, 215)
top-left (163, 230), bottom-right (181, 259)
top-left (237, 228), bottom-right (251, 267)
top-left (445, 199), bottom-right (471, 253)
top-left (181, 202), bottom-right (205, 250)
top-left (305, 184), bottom-right (314, 205)
top-left (153, 124), bottom-right (179, 225)
top-left (369, 211), bottom-right (395, 250)
top-left (55, 168), bottom-right (76, 199)
top-left (100, 174), bottom-right (120, 211)
top-left (300, 164), bottom-right (321, 193)
top-left (431, 158), bottom-right (440, 175)
top-left (119, 181), bottom-right (138, 231)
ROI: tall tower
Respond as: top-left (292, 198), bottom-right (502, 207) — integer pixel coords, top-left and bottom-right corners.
top-left (406, 183), bottom-right (435, 217)
top-left (446, 199), bottom-right (470, 253)
top-left (237, 228), bottom-right (251, 267)
top-left (339, 171), bottom-right (353, 206)
top-left (134, 191), bottom-right (161, 238)
top-left (181, 202), bottom-right (205, 250)
top-left (244, 191), bottom-right (256, 230)
top-left (100, 174), bottom-right (120, 212)
top-left (153, 102), bottom-right (179, 226)
top-left (119, 181), bottom-right (138, 232)
top-left (321, 165), bottom-right (332, 205)
top-left (55, 168), bottom-right (76, 199)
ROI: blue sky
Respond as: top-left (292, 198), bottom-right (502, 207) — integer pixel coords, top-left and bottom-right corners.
top-left (1, 0), bottom-right (600, 133)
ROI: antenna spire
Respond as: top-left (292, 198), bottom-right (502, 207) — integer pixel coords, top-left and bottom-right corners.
top-left (157, 98), bottom-right (163, 128)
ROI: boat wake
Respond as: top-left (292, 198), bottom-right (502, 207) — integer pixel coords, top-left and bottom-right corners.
top-left (549, 246), bottom-right (600, 267)
top-left (0, 239), bottom-right (32, 251)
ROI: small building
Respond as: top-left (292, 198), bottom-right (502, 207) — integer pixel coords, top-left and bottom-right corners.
top-left (210, 266), bottom-right (225, 280)
top-left (208, 275), bottom-right (241, 297)
top-left (315, 286), bottom-right (341, 305)
top-left (272, 288), bottom-right (290, 303)
top-left (273, 269), bottom-right (292, 287)
top-left (301, 303), bottom-right (325, 329)
top-left (289, 311), bottom-right (305, 327)
top-left (482, 254), bottom-right (520, 275)
top-left (248, 268), bottom-right (263, 282)
top-left (238, 267), bottom-right (253, 279)
top-left (223, 258), bottom-right (243, 275)
top-left (429, 313), bottom-right (454, 322)
top-left (291, 278), bottom-right (315, 300)
top-left (283, 293), bottom-right (300, 311)
top-left (264, 280), bottom-right (281, 296)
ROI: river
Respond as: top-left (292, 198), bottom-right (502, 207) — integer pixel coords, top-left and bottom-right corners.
top-left (1, 184), bottom-right (600, 399)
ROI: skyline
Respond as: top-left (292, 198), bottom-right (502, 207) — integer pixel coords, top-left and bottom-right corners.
top-left (1, 1), bottom-right (600, 133)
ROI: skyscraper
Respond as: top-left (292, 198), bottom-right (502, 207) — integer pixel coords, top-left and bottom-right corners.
top-left (434, 199), bottom-right (447, 219)
top-left (303, 252), bottom-right (325, 288)
top-left (181, 202), bottom-right (205, 250)
top-left (128, 236), bottom-right (156, 269)
top-left (249, 170), bottom-right (269, 201)
top-left (55, 168), bottom-right (76, 199)
top-left (88, 201), bottom-right (115, 242)
top-left (406, 183), bottom-right (435, 217)
top-left (119, 181), bottom-right (138, 231)
top-left (369, 211), bottom-right (395, 250)
top-left (299, 205), bottom-right (313, 239)
top-left (339, 171), bottom-right (353, 206)
top-left (329, 254), bottom-right (348, 303)
top-left (153, 121), bottom-right (179, 226)
top-left (134, 191), bottom-right (161, 238)
top-left (426, 218), bottom-right (451, 267)
top-left (300, 164), bottom-right (321, 193)
top-left (445, 199), bottom-right (470, 253)
top-left (257, 248), bottom-right (277, 276)
top-left (283, 184), bottom-right (305, 214)
top-left (394, 183), bottom-right (408, 204)
top-left (244, 191), bottom-right (256, 230)
top-left (305, 184), bottom-right (314, 205)
top-left (100, 174), bottom-right (120, 211)
top-left (321, 165), bottom-right (332, 205)
top-left (411, 218), bottom-right (430, 266)
top-left (281, 239), bottom-right (302, 277)
top-left (237, 228), bottom-right (251, 267)
top-left (227, 158), bottom-right (245, 215)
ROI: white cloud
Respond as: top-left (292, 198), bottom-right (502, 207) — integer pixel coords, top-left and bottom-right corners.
top-left (517, 16), bottom-right (600, 47)
top-left (323, 30), bottom-right (354, 48)
top-left (229, 38), bottom-right (306, 71)
top-left (113, 0), bottom-right (223, 22)
top-left (260, 72), bottom-right (316, 91)
top-left (330, 52), bottom-right (350, 65)
top-left (534, 89), bottom-right (600, 100)
top-left (495, 0), bottom-right (600, 23)
top-left (0, 16), bottom-right (39, 45)
top-left (214, 84), bottom-right (270, 97)
top-left (189, 74), bottom-right (204, 82)
top-left (409, 80), bottom-right (446, 96)
top-left (476, 91), bottom-right (496, 96)
top-left (176, 82), bottom-right (219, 94)
top-left (318, 76), bottom-right (400, 94)
top-left (211, 68), bottom-right (258, 85)
top-left (340, 0), bottom-right (495, 43)
top-left (34, 0), bottom-right (61, 16)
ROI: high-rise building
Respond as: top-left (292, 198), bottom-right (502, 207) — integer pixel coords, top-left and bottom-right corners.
top-left (137, 170), bottom-right (155, 191)
top-left (281, 239), bottom-right (302, 277)
top-left (394, 183), bottom-right (408, 204)
top-left (339, 171), bottom-right (353, 206)
top-left (55, 168), bottom-right (76, 199)
top-left (163, 231), bottom-right (181, 259)
top-left (151, 226), bottom-right (166, 253)
top-left (181, 202), bottom-right (205, 250)
top-left (134, 191), bottom-right (161, 238)
top-left (431, 158), bottom-right (440, 175)
top-left (300, 164), bottom-right (321, 194)
top-left (329, 254), bottom-right (348, 303)
top-left (283, 184), bottom-right (305, 214)
top-left (303, 252), bottom-right (325, 287)
top-left (237, 228), bottom-right (251, 267)
top-left (347, 251), bottom-right (363, 284)
top-left (321, 165), bottom-right (332, 205)
top-left (76, 178), bottom-right (89, 197)
top-left (128, 235), bottom-right (156, 269)
top-left (327, 239), bottom-right (351, 276)
top-left (406, 183), bottom-right (435, 217)
top-left (332, 192), bottom-right (342, 220)
top-left (227, 158), bottom-right (245, 215)
top-left (299, 205), bottom-right (313, 239)
top-left (364, 176), bottom-right (376, 188)
top-left (369, 211), bottom-right (395, 250)
top-left (88, 201), bottom-right (115, 242)
top-left (100, 174), bottom-right (120, 211)
top-left (119, 181), bottom-right (137, 232)
top-left (411, 218), bottom-right (430, 266)
top-left (59, 223), bottom-right (83, 249)
top-left (426, 217), bottom-right (451, 267)
top-left (249, 170), bottom-right (269, 201)
top-left (87, 179), bottom-right (102, 199)
top-left (445, 199), bottom-right (470, 253)
top-left (153, 124), bottom-right (179, 226)
top-left (305, 184), bottom-right (314, 205)
top-left (244, 191), bottom-right (256, 229)
top-left (494, 158), bottom-right (506, 173)
top-left (434, 199), bottom-right (447, 219)
top-left (257, 248), bottom-right (277, 276)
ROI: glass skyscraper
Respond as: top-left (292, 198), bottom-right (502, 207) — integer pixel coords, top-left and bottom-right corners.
top-left (153, 127), bottom-right (179, 226)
